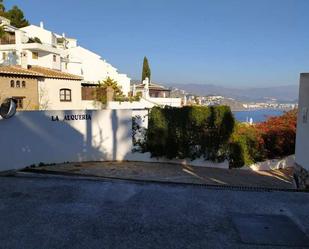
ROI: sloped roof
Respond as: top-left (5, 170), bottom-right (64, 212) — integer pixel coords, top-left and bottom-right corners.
top-left (28, 66), bottom-right (83, 80)
top-left (0, 65), bottom-right (83, 80)
top-left (0, 65), bottom-right (43, 77)
top-left (135, 82), bottom-right (170, 91)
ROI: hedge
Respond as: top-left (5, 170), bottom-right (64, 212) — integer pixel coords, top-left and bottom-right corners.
top-left (136, 107), bottom-right (297, 168)
top-left (145, 106), bottom-right (235, 162)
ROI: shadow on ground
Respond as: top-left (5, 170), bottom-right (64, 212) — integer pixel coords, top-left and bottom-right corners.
top-left (22, 161), bottom-right (295, 190)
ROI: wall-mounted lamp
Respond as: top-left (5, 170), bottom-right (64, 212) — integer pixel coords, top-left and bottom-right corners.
top-left (0, 98), bottom-right (17, 119)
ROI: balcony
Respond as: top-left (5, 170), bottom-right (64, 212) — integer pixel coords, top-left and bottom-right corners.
top-left (21, 43), bottom-right (61, 54)
top-left (0, 33), bottom-right (16, 45)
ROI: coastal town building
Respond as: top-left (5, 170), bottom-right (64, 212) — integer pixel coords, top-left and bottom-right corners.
top-left (134, 81), bottom-right (171, 98)
top-left (0, 65), bottom-right (84, 110)
top-left (0, 18), bottom-right (131, 97)
top-left (106, 78), bottom-right (181, 109)
top-left (0, 65), bottom-right (41, 110)
top-left (0, 17), bottom-right (181, 110)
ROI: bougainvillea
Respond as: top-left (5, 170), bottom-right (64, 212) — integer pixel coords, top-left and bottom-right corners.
top-left (229, 109), bottom-right (297, 168)
top-left (256, 109), bottom-right (297, 159)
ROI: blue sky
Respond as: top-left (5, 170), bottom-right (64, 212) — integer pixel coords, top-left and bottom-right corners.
top-left (5, 0), bottom-right (309, 87)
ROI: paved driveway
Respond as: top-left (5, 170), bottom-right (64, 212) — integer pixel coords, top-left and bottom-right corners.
top-left (25, 161), bottom-right (295, 189)
top-left (0, 175), bottom-right (308, 249)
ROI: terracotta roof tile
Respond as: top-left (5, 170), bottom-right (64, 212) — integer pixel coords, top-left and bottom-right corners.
top-left (0, 65), bottom-right (83, 80)
top-left (0, 65), bottom-right (43, 77)
top-left (28, 66), bottom-right (83, 80)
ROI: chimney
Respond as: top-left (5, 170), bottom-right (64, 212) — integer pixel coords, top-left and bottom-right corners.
top-left (40, 21), bottom-right (44, 29)
top-left (106, 86), bottom-right (115, 103)
top-left (20, 52), bottom-right (28, 69)
top-left (62, 32), bottom-right (66, 38)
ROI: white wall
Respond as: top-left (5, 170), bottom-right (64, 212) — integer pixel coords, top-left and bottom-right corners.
top-left (148, 97), bottom-right (182, 107)
top-left (116, 73), bottom-right (131, 95)
top-left (20, 25), bottom-right (56, 46)
top-left (26, 50), bottom-right (61, 70)
top-left (38, 78), bottom-right (82, 110)
top-left (66, 60), bottom-right (82, 75)
top-left (295, 73), bottom-right (309, 170)
top-left (67, 46), bottom-right (131, 96)
top-left (107, 99), bottom-right (154, 110)
top-left (0, 110), bottom-right (133, 171)
top-left (19, 25), bottom-right (131, 96)
top-left (80, 100), bottom-right (102, 110)
top-left (0, 109), bottom-right (230, 171)
top-left (106, 97), bottom-right (182, 110)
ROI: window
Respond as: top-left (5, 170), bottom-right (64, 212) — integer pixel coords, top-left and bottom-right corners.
top-left (2, 52), bottom-right (7, 60)
top-left (14, 97), bottom-right (24, 109)
top-left (32, 52), bottom-right (38, 59)
top-left (10, 80), bottom-right (14, 88)
top-left (22, 81), bottom-right (26, 88)
top-left (53, 54), bottom-right (57, 62)
top-left (60, 88), bottom-right (72, 102)
top-left (16, 80), bottom-right (20, 88)
top-left (65, 63), bottom-right (68, 70)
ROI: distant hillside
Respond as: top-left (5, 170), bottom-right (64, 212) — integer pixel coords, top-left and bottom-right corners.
top-left (167, 84), bottom-right (299, 102)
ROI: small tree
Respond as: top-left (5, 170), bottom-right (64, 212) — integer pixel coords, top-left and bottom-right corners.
top-left (4, 5), bottom-right (29, 28)
top-left (0, 0), bottom-right (5, 13)
top-left (141, 56), bottom-right (151, 82)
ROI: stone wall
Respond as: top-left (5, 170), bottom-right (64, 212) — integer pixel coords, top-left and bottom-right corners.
top-left (0, 75), bottom-right (39, 110)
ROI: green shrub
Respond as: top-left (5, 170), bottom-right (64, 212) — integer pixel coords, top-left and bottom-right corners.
top-left (145, 106), bottom-right (235, 162)
top-left (145, 107), bottom-right (168, 157)
top-left (228, 123), bottom-right (264, 168)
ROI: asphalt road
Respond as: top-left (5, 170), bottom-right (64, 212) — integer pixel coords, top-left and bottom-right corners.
top-left (0, 175), bottom-right (308, 249)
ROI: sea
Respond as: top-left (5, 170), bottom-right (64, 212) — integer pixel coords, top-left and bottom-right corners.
top-left (233, 109), bottom-right (284, 123)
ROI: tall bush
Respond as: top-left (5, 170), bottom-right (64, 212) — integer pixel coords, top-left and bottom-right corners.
top-left (229, 109), bottom-right (297, 168)
top-left (146, 107), bottom-right (168, 157)
top-left (228, 124), bottom-right (264, 168)
top-left (145, 106), bottom-right (235, 162)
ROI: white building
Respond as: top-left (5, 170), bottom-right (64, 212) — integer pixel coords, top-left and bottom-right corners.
top-left (0, 19), bottom-right (131, 96)
top-left (107, 78), bottom-right (181, 109)
top-left (0, 64), bottom-right (86, 111)
top-left (66, 46), bottom-right (130, 95)
top-left (0, 18), bottom-right (180, 111)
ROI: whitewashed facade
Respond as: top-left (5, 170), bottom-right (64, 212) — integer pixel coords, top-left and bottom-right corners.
top-left (0, 19), bottom-right (131, 96)
top-left (0, 18), bottom-right (181, 110)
